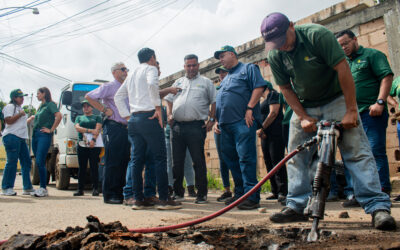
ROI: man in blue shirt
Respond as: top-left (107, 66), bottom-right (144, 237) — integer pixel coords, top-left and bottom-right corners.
top-left (214, 45), bottom-right (267, 210)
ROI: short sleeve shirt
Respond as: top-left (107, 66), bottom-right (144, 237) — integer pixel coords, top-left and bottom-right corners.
top-left (33, 101), bottom-right (59, 131)
top-left (390, 76), bottom-right (400, 109)
top-left (216, 62), bottom-right (267, 125)
top-left (268, 24), bottom-right (345, 108)
top-left (279, 93), bottom-right (293, 125)
top-left (347, 46), bottom-right (393, 113)
top-left (2, 104), bottom-right (28, 139)
top-left (75, 114), bottom-right (102, 141)
top-left (260, 90), bottom-right (283, 135)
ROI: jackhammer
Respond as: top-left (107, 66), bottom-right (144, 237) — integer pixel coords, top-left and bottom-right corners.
top-left (304, 121), bottom-right (343, 242)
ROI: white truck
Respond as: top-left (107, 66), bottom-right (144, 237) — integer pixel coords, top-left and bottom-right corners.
top-left (31, 81), bottom-right (103, 190)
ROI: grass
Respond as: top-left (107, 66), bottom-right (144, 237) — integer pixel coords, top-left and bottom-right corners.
top-left (206, 172), bottom-right (272, 193)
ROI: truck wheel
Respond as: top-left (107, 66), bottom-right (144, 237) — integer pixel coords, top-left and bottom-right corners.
top-left (56, 164), bottom-right (70, 190)
top-left (31, 158), bottom-right (40, 185)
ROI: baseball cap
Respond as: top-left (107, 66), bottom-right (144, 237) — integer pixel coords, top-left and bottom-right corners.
top-left (260, 12), bottom-right (290, 51)
top-left (215, 66), bottom-right (229, 74)
top-left (214, 45), bottom-right (237, 59)
top-left (10, 89), bottom-right (27, 99)
top-left (81, 99), bottom-right (92, 106)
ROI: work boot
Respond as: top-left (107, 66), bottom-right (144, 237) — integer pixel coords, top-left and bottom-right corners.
top-left (73, 190), bottom-right (84, 196)
top-left (372, 210), bottom-right (397, 230)
top-left (131, 200), bottom-right (154, 210)
top-left (187, 185), bottom-right (197, 197)
top-left (237, 199), bottom-right (260, 210)
top-left (341, 197), bottom-right (360, 207)
top-left (123, 197), bottom-right (135, 206)
top-left (217, 191), bottom-right (232, 202)
top-left (225, 196), bottom-right (240, 205)
top-left (270, 207), bottom-right (309, 223)
top-left (145, 196), bottom-right (160, 206)
top-left (156, 199), bottom-right (182, 210)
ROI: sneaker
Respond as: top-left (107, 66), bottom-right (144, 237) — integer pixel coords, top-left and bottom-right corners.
top-left (195, 196), bottom-right (208, 204)
top-left (92, 189), bottom-right (99, 196)
top-left (73, 190), bottom-right (84, 196)
top-left (22, 189), bottom-right (35, 195)
top-left (187, 185), bottom-right (197, 197)
top-left (32, 188), bottom-right (48, 197)
top-left (237, 199), bottom-right (260, 210)
top-left (144, 196), bottom-right (160, 206)
top-left (123, 197), bottom-right (136, 206)
top-left (372, 210), bottom-right (397, 230)
top-left (1, 188), bottom-right (17, 196)
top-left (217, 191), bottom-right (232, 202)
top-left (270, 207), bottom-right (309, 223)
top-left (225, 196), bottom-right (240, 205)
top-left (131, 200), bottom-right (154, 210)
top-left (172, 194), bottom-right (185, 202)
top-left (156, 199), bottom-right (182, 210)
top-left (341, 198), bottom-right (360, 207)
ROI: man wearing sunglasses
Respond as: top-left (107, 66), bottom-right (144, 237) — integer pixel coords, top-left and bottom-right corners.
top-left (86, 62), bottom-right (130, 204)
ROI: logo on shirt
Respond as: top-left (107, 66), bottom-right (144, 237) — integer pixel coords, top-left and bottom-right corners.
top-left (283, 58), bottom-right (293, 71)
top-left (357, 59), bottom-right (367, 64)
top-left (304, 56), bottom-right (316, 62)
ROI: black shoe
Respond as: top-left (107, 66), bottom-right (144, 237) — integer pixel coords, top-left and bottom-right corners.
top-left (265, 193), bottom-right (278, 200)
top-left (168, 186), bottom-right (174, 197)
top-left (92, 189), bottom-right (99, 196)
top-left (172, 194), bottom-right (185, 202)
top-left (372, 210), bottom-right (397, 230)
top-left (187, 185), bottom-right (197, 197)
top-left (73, 190), bottom-right (84, 196)
top-left (131, 199), bottom-right (155, 210)
top-left (225, 196), bottom-right (240, 205)
top-left (195, 196), bottom-right (208, 204)
top-left (104, 198), bottom-right (123, 204)
top-left (217, 191), bottom-right (232, 202)
top-left (237, 199), bottom-right (260, 210)
top-left (270, 207), bottom-right (309, 223)
top-left (341, 198), bottom-right (360, 208)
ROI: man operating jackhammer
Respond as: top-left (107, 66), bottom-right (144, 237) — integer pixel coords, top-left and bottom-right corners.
top-left (260, 12), bottom-right (396, 230)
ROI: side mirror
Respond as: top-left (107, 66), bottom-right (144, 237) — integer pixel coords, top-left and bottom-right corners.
top-left (62, 91), bottom-right (72, 106)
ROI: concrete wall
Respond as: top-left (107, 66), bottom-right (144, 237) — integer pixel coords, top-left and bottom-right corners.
top-left (161, 0), bottom-right (400, 178)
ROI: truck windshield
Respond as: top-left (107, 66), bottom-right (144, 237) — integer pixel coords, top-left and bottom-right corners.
top-left (71, 84), bottom-right (101, 121)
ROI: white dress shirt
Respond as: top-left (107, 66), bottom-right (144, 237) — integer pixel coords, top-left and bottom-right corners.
top-left (115, 63), bottom-right (161, 118)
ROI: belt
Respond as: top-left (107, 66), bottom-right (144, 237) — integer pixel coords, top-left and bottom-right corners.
top-left (105, 119), bottom-right (127, 128)
top-left (174, 120), bottom-right (204, 125)
top-left (132, 110), bottom-right (155, 115)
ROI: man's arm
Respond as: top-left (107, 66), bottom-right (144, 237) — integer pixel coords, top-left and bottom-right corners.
top-left (166, 101), bottom-right (173, 126)
top-left (333, 59), bottom-right (358, 129)
top-left (4, 110), bottom-right (25, 125)
top-left (369, 74), bottom-right (393, 116)
top-left (159, 87), bottom-right (181, 99)
top-left (85, 94), bottom-right (113, 117)
top-left (245, 87), bottom-right (264, 127)
top-left (204, 102), bottom-right (216, 132)
top-left (262, 103), bottom-right (280, 129)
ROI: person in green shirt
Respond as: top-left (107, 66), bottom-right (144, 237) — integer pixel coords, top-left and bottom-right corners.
top-left (261, 12), bottom-right (395, 230)
top-left (336, 29), bottom-right (394, 196)
top-left (73, 100), bottom-right (102, 197)
top-left (27, 87), bottom-right (61, 197)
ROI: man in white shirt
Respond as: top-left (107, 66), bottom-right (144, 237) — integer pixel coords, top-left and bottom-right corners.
top-left (1, 89), bottom-right (34, 196)
top-left (115, 47), bottom-right (181, 210)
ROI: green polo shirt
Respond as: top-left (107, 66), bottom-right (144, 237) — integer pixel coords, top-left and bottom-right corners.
top-left (278, 92), bottom-right (293, 125)
top-left (347, 46), bottom-right (393, 113)
top-left (75, 114), bottom-right (102, 141)
top-left (390, 76), bottom-right (400, 109)
top-left (268, 24), bottom-right (345, 108)
top-left (33, 101), bottom-right (59, 131)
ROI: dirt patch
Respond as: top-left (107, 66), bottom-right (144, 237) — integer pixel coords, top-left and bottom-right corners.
top-left (1, 215), bottom-right (399, 250)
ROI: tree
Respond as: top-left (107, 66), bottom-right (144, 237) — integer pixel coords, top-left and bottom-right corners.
top-left (23, 105), bottom-right (36, 115)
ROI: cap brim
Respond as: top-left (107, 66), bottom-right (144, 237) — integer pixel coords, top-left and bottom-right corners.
top-left (214, 50), bottom-right (224, 59)
top-left (265, 34), bottom-right (287, 51)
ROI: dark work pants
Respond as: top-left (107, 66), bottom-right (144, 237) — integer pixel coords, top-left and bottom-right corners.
top-left (261, 133), bottom-right (288, 196)
top-left (171, 121), bottom-right (208, 197)
top-left (282, 123), bottom-right (290, 149)
top-left (102, 121), bottom-right (130, 201)
top-left (77, 145), bottom-right (101, 191)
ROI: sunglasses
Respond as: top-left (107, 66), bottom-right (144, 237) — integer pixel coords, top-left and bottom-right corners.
top-left (118, 67), bottom-right (129, 72)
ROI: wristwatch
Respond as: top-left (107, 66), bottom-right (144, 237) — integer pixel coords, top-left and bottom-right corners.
top-left (376, 99), bottom-right (385, 105)
top-left (209, 117), bottom-right (215, 122)
top-left (246, 106), bottom-right (254, 111)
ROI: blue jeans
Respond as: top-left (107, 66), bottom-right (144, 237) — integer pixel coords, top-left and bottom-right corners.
top-left (214, 132), bottom-right (230, 188)
top-left (397, 122), bottom-right (400, 148)
top-left (128, 111), bottom-right (168, 201)
top-left (123, 136), bottom-right (156, 199)
top-left (32, 129), bottom-right (52, 189)
top-left (220, 119), bottom-right (260, 203)
top-left (360, 110), bottom-right (391, 192)
top-left (2, 134), bottom-right (32, 190)
top-left (286, 95), bottom-right (390, 214)
top-left (166, 136), bottom-right (195, 187)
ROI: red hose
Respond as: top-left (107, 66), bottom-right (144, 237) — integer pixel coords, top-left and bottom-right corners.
top-left (0, 149), bottom-right (299, 245)
top-left (129, 149), bottom-right (299, 233)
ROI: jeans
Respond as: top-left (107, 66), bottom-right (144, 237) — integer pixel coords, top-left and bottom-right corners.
top-left (286, 95), bottom-right (390, 214)
top-left (220, 119), bottom-right (260, 203)
top-left (397, 122), bottom-right (400, 148)
top-left (360, 110), bottom-right (391, 192)
top-left (171, 121), bottom-right (208, 197)
top-left (77, 145), bottom-right (101, 191)
top-left (128, 111), bottom-right (169, 201)
top-left (102, 120), bottom-right (130, 200)
top-left (32, 129), bottom-right (52, 189)
top-left (2, 134), bottom-right (32, 190)
top-left (123, 136), bottom-right (156, 200)
top-left (214, 132), bottom-right (230, 188)
top-left (166, 135), bottom-right (195, 187)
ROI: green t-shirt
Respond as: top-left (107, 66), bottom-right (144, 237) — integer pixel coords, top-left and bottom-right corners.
top-left (278, 93), bottom-right (293, 125)
top-left (268, 24), bottom-right (345, 108)
top-left (348, 46), bottom-right (393, 113)
top-left (75, 114), bottom-right (102, 140)
top-left (33, 101), bottom-right (59, 131)
top-left (390, 76), bottom-right (400, 109)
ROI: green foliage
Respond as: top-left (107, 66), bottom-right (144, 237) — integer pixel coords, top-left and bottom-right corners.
top-left (0, 100), bottom-right (6, 110)
top-left (23, 105), bottom-right (36, 115)
top-left (205, 172), bottom-right (272, 193)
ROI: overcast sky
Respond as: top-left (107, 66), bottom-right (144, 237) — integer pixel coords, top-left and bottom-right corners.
top-left (0, 0), bottom-right (343, 107)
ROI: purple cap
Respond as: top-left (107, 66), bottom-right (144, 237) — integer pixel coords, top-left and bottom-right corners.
top-left (260, 12), bottom-right (290, 50)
